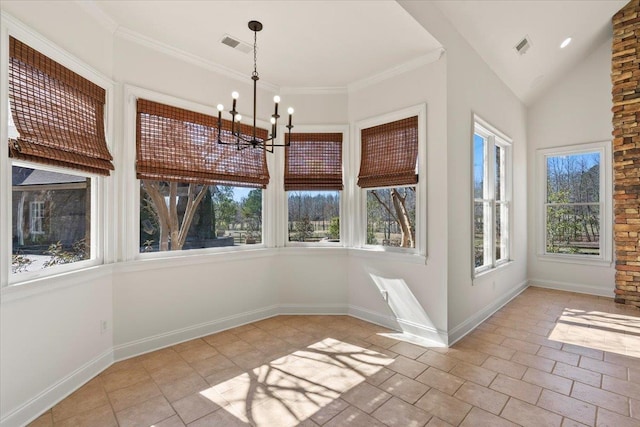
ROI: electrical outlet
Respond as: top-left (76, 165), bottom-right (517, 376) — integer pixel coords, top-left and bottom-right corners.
top-left (100, 320), bottom-right (108, 335)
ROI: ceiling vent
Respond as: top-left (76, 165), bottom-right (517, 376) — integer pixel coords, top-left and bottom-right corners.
top-left (514, 36), bottom-right (532, 55)
top-left (221, 35), bottom-right (252, 54)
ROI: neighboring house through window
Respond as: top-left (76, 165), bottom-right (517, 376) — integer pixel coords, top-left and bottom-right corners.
top-left (473, 116), bottom-right (512, 275)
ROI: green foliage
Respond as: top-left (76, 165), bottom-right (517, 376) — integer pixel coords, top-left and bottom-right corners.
top-left (43, 239), bottom-right (87, 267)
top-left (293, 217), bottom-right (315, 242)
top-left (328, 217), bottom-right (340, 240)
top-left (213, 186), bottom-right (237, 230)
top-left (242, 189), bottom-right (262, 220)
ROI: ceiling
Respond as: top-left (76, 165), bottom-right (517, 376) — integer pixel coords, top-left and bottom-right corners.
top-left (433, 0), bottom-right (625, 104)
top-left (85, 0), bottom-right (442, 89)
top-left (82, 0), bottom-right (624, 104)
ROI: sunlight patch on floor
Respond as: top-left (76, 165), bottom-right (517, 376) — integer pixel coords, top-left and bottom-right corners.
top-left (198, 337), bottom-right (394, 427)
top-left (549, 308), bottom-right (640, 358)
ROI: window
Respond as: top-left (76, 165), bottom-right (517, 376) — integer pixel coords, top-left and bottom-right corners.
top-left (8, 37), bottom-right (111, 279)
top-left (12, 166), bottom-right (91, 275)
top-left (136, 99), bottom-right (269, 252)
top-left (29, 201), bottom-right (45, 235)
top-left (538, 141), bottom-right (611, 262)
top-left (358, 114), bottom-right (421, 251)
top-left (285, 132), bottom-right (343, 244)
top-left (473, 117), bottom-right (511, 275)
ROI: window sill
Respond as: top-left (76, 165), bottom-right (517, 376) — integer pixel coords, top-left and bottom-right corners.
top-left (118, 246), bottom-right (277, 273)
top-left (536, 254), bottom-right (612, 267)
top-left (2, 264), bottom-right (113, 303)
top-left (348, 248), bottom-right (427, 264)
top-left (473, 260), bottom-right (514, 283)
top-left (278, 246), bottom-right (346, 256)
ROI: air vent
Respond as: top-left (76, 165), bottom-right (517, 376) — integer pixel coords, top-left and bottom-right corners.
top-left (221, 35), bottom-right (252, 54)
top-left (514, 36), bottom-right (532, 55)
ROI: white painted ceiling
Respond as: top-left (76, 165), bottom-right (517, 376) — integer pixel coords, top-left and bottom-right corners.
top-left (84, 0), bottom-right (624, 104)
top-left (433, 0), bottom-right (626, 105)
top-left (86, 0), bottom-right (442, 89)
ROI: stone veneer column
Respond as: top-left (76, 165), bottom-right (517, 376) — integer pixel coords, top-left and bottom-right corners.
top-left (612, 0), bottom-right (640, 308)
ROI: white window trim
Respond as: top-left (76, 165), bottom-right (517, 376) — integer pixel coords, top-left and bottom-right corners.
top-left (123, 84), bottom-right (274, 261)
top-left (352, 104), bottom-right (427, 258)
top-left (472, 115), bottom-right (513, 278)
top-left (279, 124), bottom-right (348, 248)
top-left (2, 13), bottom-right (114, 287)
top-left (536, 141), bottom-right (612, 266)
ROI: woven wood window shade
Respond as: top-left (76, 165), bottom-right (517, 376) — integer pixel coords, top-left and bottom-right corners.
top-left (284, 133), bottom-right (343, 191)
top-left (136, 99), bottom-right (270, 188)
top-left (357, 116), bottom-right (418, 188)
top-left (8, 37), bottom-right (114, 175)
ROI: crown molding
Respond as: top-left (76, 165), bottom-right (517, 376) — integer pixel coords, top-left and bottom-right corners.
top-left (114, 26), bottom-right (280, 93)
top-left (348, 47), bottom-right (445, 93)
top-left (74, 0), bottom-right (119, 34)
top-left (280, 87), bottom-right (348, 95)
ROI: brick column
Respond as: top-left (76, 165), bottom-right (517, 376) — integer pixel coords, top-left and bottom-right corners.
top-left (612, 0), bottom-right (640, 308)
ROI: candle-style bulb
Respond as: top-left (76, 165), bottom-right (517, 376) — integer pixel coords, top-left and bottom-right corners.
top-left (287, 107), bottom-right (294, 115)
top-left (273, 95), bottom-right (281, 103)
top-left (232, 91), bottom-right (239, 100)
top-left (270, 117), bottom-right (276, 124)
top-left (236, 114), bottom-right (242, 122)
top-left (217, 104), bottom-right (224, 112)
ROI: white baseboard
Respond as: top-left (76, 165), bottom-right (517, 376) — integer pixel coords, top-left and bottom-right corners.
top-left (113, 305), bottom-right (280, 361)
top-left (528, 279), bottom-right (614, 298)
top-left (448, 280), bottom-right (529, 345)
top-left (349, 304), bottom-right (447, 347)
top-left (1, 349), bottom-right (113, 427)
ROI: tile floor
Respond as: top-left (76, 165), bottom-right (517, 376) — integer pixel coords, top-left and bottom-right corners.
top-left (28, 287), bottom-right (640, 427)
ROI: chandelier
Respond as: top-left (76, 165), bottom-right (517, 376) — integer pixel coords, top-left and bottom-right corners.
top-left (216, 20), bottom-right (294, 152)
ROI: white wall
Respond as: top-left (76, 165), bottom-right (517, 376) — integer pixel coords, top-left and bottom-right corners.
top-left (0, 272), bottom-right (113, 427)
top-left (399, 1), bottom-right (529, 341)
top-left (0, 3), bottom-right (116, 425)
top-left (0, 1), bottom-right (113, 77)
top-left (527, 39), bottom-right (615, 296)
top-left (347, 59), bottom-right (450, 344)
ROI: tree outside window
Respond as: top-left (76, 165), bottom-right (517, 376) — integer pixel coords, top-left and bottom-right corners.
top-left (473, 118), bottom-right (511, 275)
top-left (544, 152), bottom-right (600, 256)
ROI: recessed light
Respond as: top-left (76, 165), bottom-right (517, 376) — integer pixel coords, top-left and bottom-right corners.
top-left (560, 37), bottom-right (572, 49)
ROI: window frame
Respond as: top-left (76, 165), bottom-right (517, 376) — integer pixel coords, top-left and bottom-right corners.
top-left (472, 115), bottom-right (513, 277)
top-left (280, 125), bottom-right (348, 248)
top-left (9, 160), bottom-right (102, 282)
top-left (537, 141), bottom-right (612, 265)
top-left (124, 85), bottom-right (274, 260)
top-left (353, 104), bottom-right (427, 257)
top-left (2, 17), bottom-right (114, 287)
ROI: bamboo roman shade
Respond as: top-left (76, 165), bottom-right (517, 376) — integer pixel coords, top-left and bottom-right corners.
top-left (357, 116), bottom-right (419, 188)
top-left (284, 132), bottom-right (343, 191)
top-left (8, 37), bottom-right (114, 175)
top-left (136, 99), bottom-right (270, 188)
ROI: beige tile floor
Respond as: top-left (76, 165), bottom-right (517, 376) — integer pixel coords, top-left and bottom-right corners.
top-left (28, 287), bottom-right (640, 427)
